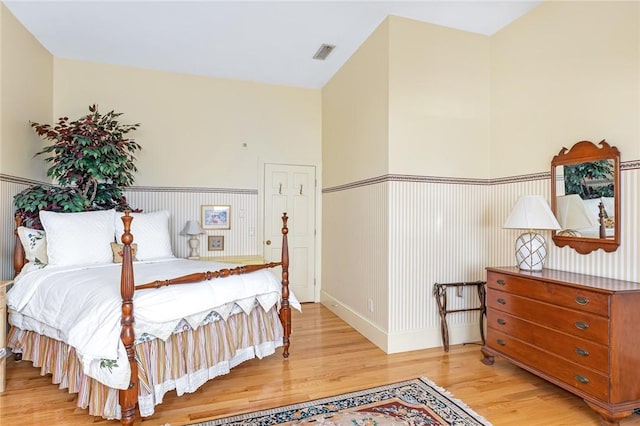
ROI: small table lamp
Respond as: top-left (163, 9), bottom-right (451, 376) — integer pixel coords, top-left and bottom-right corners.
top-left (181, 220), bottom-right (205, 259)
top-left (503, 195), bottom-right (561, 271)
top-left (555, 194), bottom-right (598, 237)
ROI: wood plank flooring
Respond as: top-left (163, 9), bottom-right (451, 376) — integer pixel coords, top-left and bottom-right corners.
top-left (1, 303), bottom-right (639, 425)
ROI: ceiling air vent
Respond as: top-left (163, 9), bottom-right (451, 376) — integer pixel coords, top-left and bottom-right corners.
top-left (313, 44), bottom-right (335, 61)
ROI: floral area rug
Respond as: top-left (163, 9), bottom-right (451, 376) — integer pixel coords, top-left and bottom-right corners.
top-left (190, 377), bottom-right (492, 426)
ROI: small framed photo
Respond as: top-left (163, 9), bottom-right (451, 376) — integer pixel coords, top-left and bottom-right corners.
top-left (201, 205), bottom-right (231, 230)
top-left (207, 235), bottom-right (224, 251)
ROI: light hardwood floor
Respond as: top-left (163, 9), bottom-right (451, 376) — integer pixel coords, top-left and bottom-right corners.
top-left (1, 303), bottom-right (639, 425)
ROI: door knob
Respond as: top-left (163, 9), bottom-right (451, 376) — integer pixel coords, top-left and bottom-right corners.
top-left (266, 240), bottom-right (272, 245)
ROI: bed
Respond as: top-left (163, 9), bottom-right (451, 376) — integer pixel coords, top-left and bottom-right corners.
top-left (6, 209), bottom-right (298, 425)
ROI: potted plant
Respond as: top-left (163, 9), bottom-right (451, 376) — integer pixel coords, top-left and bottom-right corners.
top-left (14, 105), bottom-right (142, 228)
top-left (563, 160), bottom-right (614, 199)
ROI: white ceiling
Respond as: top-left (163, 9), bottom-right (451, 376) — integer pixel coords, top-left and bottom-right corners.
top-left (4, 1), bottom-right (540, 89)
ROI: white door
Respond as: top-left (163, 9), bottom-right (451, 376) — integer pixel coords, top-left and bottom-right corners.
top-left (263, 163), bottom-right (316, 302)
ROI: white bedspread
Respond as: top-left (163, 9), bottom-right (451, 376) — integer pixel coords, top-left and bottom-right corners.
top-left (7, 258), bottom-right (300, 390)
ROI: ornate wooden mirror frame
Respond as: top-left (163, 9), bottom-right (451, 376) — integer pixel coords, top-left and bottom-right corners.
top-left (551, 140), bottom-right (620, 254)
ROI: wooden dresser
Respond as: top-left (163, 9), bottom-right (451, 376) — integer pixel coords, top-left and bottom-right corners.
top-left (482, 266), bottom-right (640, 426)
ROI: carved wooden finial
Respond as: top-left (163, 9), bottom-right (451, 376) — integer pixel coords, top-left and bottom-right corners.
top-left (121, 210), bottom-right (134, 245)
top-left (281, 212), bottom-right (289, 235)
top-left (14, 213), bottom-right (23, 228)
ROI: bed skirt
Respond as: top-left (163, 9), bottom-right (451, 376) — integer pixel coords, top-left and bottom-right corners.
top-left (7, 305), bottom-right (284, 419)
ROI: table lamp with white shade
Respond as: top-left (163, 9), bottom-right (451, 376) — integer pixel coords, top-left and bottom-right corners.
top-left (503, 195), bottom-right (561, 271)
top-left (555, 194), bottom-right (598, 237)
top-left (181, 220), bottom-right (205, 259)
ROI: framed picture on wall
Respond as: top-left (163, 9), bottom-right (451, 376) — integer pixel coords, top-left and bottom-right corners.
top-left (207, 235), bottom-right (224, 251)
top-left (201, 205), bottom-right (231, 230)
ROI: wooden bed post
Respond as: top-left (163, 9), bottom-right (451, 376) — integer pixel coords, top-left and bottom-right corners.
top-left (119, 211), bottom-right (138, 425)
top-left (280, 213), bottom-right (291, 358)
top-left (13, 214), bottom-right (25, 278)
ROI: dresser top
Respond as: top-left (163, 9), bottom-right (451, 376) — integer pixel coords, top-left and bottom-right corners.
top-left (487, 266), bottom-right (640, 293)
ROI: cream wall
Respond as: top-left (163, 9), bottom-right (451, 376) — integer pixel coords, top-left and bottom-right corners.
top-left (388, 16), bottom-right (490, 178)
top-left (0, 11), bottom-right (322, 279)
top-left (322, 1), bottom-right (640, 354)
top-left (0, 3), bottom-right (52, 181)
top-left (53, 59), bottom-right (321, 189)
top-left (322, 19), bottom-right (390, 188)
top-left (489, 0), bottom-right (640, 282)
top-left (322, 17), bottom-right (490, 352)
top-left (490, 0), bottom-right (640, 177)
top-left (322, 19), bottom-right (391, 335)
top-left (0, 4), bottom-right (52, 279)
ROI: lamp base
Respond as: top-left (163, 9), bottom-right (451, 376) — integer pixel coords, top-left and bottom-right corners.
top-left (515, 232), bottom-right (547, 271)
top-left (188, 237), bottom-right (200, 260)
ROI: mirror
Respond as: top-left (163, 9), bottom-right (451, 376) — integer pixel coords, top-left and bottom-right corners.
top-left (551, 140), bottom-right (620, 254)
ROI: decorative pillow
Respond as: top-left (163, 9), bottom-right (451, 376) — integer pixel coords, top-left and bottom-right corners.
top-left (17, 226), bottom-right (48, 266)
top-left (114, 210), bottom-right (174, 260)
top-left (110, 242), bottom-right (138, 263)
top-left (39, 209), bottom-right (116, 266)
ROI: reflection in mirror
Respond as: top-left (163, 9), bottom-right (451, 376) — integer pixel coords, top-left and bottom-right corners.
top-left (551, 140), bottom-right (620, 254)
top-left (555, 160), bottom-right (615, 238)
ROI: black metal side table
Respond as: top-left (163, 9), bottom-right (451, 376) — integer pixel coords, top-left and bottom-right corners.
top-left (433, 281), bottom-right (486, 352)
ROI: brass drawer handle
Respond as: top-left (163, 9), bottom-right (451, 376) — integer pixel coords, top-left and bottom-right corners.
top-left (496, 279), bottom-right (506, 286)
top-left (497, 318), bottom-right (506, 325)
top-left (575, 347), bottom-right (590, 357)
top-left (575, 296), bottom-right (589, 305)
top-left (496, 339), bottom-right (506, 346)
top-left (497, 298), bottom-right (506, 305)
top-left (575, 321), bottom-right (589, 330)
top-left (575, 375), bottom-right (590, 384)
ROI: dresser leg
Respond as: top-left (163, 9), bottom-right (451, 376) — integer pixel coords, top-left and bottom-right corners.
top-left (584, 401), bottom-right (633, 426)
top-left (480, 347), bottom-right (494, 365)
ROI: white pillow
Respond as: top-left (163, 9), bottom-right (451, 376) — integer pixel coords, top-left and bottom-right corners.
top-left (39, 209), bottom-right (116, 266)
top-left (17, 226), bottom-right (48, 266)
top-left (114, 210), bottom-right (174, 260)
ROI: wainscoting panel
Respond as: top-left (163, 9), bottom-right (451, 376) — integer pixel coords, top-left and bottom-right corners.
top-left (487, 168), bottom-right (639, 282)
top-left (386, 181), bottom-right (489, 353)
top-left (321, 182), bottom-right (389, 340)
top-left (0, 180), bottom-right (261, 281)
top-left (322, 163), bottom-right (639, 354)
top-left (545, 166), bottom-right (639, 281)
top-left (486, 178), bottom-right (551, 271)
top-left (388, 181), bottom-right (488, 332)
top-left (0, 177), bottom-right (35, 280)
top-left (124, 188), bottom-right (259, 260)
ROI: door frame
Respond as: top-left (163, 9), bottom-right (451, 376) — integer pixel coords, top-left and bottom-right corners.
top-left (258, 159), bottom-right (321, 303)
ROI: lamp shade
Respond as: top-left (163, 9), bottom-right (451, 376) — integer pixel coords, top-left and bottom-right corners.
top-left (503, 195), bottom-right (561, 231)
top-left (556, 194), bottom-right (598, 230)
top-left (180, 220), bottom-right (205, 236)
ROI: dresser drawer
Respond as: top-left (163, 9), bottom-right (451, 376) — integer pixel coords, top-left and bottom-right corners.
top-left (486, 309), bottom-right (609, 374)
top-left (487, 290), bottom-right (609, 345)
top-left (487, 272), bottom-right (609, 316)
top-left (487, 329), bottom-right (609, 400)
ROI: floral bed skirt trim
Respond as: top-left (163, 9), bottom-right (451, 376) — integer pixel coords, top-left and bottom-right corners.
top-left (7, 305), bottom-right (284, 419)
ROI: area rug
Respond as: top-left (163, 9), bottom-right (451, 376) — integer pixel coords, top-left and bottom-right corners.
top-left (190, 377), bottom-right (492, 426)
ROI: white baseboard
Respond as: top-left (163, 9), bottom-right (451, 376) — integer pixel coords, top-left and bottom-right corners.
top-left (320, 292), bottom-right (483, 354)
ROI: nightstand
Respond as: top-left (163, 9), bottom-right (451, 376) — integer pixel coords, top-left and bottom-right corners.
top-left (198, 256), bottom-right (265, 265)
top-left (0, 280), bottom-right (12, 393)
